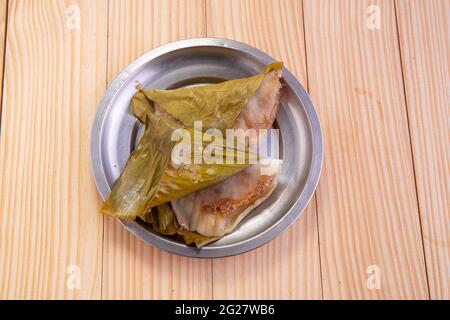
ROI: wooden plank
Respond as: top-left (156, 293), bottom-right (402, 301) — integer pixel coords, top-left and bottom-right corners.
top-left (0, 0), bottom-right (7, 118)
top-left (102, 0), bottom-right (211, 299)
top-left (395, 0), bottom-right (450, 299)
top-left (0, 0), bottom-right (108, 299)
top-left (207, 0), bottom-right (322, 299)
top-left (303, 0), bottom-right (429, 299)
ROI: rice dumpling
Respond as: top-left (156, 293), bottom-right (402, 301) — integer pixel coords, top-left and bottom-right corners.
top-left (171, 67), bottom-right (283, 237)
top-left (101, 62), bottom-right (284, 246)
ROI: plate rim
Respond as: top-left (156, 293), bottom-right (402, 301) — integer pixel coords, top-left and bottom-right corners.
top-left (90, 37), bottom-right (323, 258)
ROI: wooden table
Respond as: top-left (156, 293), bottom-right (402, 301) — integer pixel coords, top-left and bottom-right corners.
top-left (0, 0), bottom-right (448, 300)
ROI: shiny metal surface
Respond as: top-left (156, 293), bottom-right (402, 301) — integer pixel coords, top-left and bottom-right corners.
top-left (91, 38), bottom-right (323, 258)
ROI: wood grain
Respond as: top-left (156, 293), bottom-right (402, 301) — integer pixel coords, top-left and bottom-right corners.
top-left (207, 0), bottom-right (322, 299)
top-left (0, 0), bottom-right (7, 118)
top-left (395, 0), bottom-right (450, 299)
top-left (303, 0), bottom-right (429, 299)
top-left (0, 0), bottom-right (447, 300)
top-left (0, 0), bottom-right (108, 299)
top-left (102, 0), bottom-right (211, 299)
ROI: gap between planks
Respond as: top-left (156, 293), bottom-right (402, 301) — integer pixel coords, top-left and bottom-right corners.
top-left (393, 0), bottom-right (431, 298)
top-left (0, 0), bottom-right (9, 135)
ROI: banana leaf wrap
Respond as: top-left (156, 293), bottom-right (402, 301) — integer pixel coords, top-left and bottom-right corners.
top-left (101, 62), bottom-right (283, 224)
top-left (141, 203), bottom-right (218, 247)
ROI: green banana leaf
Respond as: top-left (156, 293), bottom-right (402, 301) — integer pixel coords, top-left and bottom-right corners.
top-left (141, 203), bottom-right (217, 247)
top-left (101, 62), bottom-right (283, 222)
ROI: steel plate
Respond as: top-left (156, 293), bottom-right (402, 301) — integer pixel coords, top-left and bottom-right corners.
top-left (91, 38), bottom-right (323, 258)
